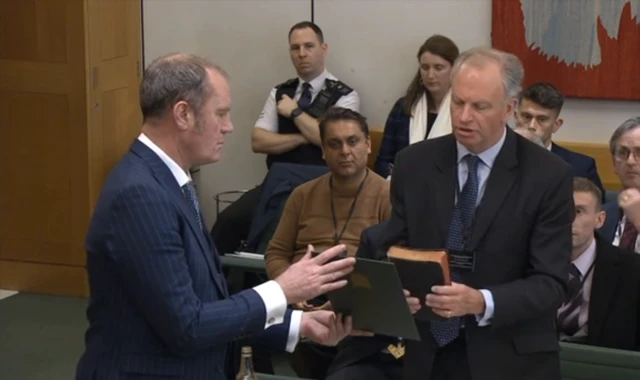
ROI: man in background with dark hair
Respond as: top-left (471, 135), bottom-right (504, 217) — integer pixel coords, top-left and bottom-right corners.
top-left (559, 177), bottom-right (640, 350)
top-left (265, 107), bottom-right (391, 379)
top-left (514, 82), bottom-right (605, 199)
top-left (211, 20), bottom-right (360, 258)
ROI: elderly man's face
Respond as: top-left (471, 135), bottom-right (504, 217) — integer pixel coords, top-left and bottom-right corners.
top-left (450, 61), bottom-right (514, 153)
top-left (613, 127), bottom-right (640, 190)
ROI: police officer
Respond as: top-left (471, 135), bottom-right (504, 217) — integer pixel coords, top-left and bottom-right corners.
top-left (252, 21), bottom-right (360, 165)
top-left (211, 21), bottom-right (360, 256)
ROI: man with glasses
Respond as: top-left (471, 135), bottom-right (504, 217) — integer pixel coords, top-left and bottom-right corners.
top-left (598, 117), bottom-right (640, 254)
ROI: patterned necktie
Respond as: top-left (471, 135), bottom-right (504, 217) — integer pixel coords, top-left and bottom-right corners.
top-left (297, 82), bottom-right (312, 110)
top-left (430, 154), bottom-right (480, 347)
top-left (619, 217), bottom-right (638, 252)
top-left (182, 182), bottom-right (203, 230)
top-left (557, 264), bottom-right (583, 336)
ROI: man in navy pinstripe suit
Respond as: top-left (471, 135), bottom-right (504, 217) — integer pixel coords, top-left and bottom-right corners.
top-left (75, 53), bottom-right (361, 380)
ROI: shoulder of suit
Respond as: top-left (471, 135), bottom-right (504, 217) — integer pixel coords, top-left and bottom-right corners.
top-left (275, 78), bottom-right (298, 89)
top-left (324, 78), bottom-right (354, 96)
top-left (553, 143), bottom-right (596, 163)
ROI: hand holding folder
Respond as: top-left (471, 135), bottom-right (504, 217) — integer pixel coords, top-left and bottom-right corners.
top-left (387, 246), bottom-right (452, 321)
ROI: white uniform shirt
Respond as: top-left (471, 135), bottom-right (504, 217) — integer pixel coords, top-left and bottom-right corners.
top-left (254, 69), bottom-right (360, 132)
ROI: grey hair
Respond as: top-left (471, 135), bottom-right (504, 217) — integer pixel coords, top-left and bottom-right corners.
top-left (513, 126), bottom-right (545, 147)
top-left (140, 53), bottom-right (228, 121)
top-left (451, 47), bottom-right (524, 103)
top-left (609, 117), bottom-right (640, 154)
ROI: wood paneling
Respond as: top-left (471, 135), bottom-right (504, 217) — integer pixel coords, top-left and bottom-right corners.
top-left (368, 129), bottom-right (621, 191)
top-left (0, 0), bottom-right (142, 296)
top-left (560, 141), bottom-right (620, 191)
top-left (87, 0), bottom-right (142, 203)
top-left (0, 0), bottom-right (67, 63)
top-left (0, 259), bottom-right (88, 297)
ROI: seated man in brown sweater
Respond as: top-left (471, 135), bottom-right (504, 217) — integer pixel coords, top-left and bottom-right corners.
top-left (265, 107), bottom-right (391, 379)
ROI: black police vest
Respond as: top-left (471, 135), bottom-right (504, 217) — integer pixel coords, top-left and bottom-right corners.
top-left (266, 77), bottom-right (354, 169)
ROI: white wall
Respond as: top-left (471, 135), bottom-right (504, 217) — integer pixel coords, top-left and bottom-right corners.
top-left (143, 0), bottom-right (639, 227)
top-left (143, 0), bottom-right (311, 228)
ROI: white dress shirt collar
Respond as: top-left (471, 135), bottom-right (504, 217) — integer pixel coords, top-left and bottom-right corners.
top-left (573, 238), bottom-right (597, 276)
top-left (298, 69), bottom-right (329, 92)
top-left (137, 133), bottom-right (191, 187)
top-left (456, 126), bottom-right (507, 169)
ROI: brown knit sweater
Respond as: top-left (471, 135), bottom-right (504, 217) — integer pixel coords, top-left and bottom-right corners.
top-left (265, 169), bottom-right (391, 279)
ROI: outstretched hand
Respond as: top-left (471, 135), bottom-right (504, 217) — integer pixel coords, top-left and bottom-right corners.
top-left (275, 244), bottom-right (355, 305)
top-left (300, 311), bottom-right (373, 347)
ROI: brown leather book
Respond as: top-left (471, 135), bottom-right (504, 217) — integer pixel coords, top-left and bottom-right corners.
top-left (387, 246), bottom-right (451, 321)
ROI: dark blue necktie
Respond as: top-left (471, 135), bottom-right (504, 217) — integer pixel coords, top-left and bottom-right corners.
top-left (430, 154), bottom-right (480, 346)
top-left (182, 182), bottom-right (203, 230)
top-left (297, 82), bottom-right (312, 110)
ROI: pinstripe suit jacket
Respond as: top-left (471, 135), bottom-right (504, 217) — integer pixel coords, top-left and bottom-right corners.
top-left (75, 140), bottom-right (292, 380)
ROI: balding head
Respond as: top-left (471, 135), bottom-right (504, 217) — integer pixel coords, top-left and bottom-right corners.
top-left (449, 47), bottom-right (524, 153)
top-left (451, 47), bottom-right (524, 103)
top-left (140, 53), bottom-right (228, 122)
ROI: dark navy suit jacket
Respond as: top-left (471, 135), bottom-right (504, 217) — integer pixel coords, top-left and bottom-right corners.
top-left (551, 143), bottom-right (605, 201)
top-left (598, 202), bottom-right (620, 244)
top-left (76, 140), bottom-right (292, 380)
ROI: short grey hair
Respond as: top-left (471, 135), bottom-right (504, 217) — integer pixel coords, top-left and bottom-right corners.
top-left (140, 53), bottom-right (227, 121)
top-left (609, 117), bottom-right (640, 154)
top-left (451, 47), bottom-right (524, 103)
top-left (513, 126), bottom-right (545, 147)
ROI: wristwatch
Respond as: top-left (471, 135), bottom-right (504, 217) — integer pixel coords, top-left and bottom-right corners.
top-left (290, 107), bottom-right (303, 119)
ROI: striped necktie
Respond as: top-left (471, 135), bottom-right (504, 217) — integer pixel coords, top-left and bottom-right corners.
top-left (182, 182), bottom-right (203, 230)
top-left (430, 154), bottom-right (480, 347)
top-left (557, 264), bottom-right (583, 336)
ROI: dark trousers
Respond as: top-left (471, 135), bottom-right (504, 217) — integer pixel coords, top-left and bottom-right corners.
top-left (210, 185), bottom-right (262, 255)
top-left (289, 342), bottom-right (338, 380)
top-left (326, 352), bottom-right (403, 380)
top-left (429, 335), bottom-right (471, 380)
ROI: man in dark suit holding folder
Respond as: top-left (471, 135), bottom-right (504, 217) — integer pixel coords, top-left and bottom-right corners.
top-left (382, 47), bottom-right (574, 380)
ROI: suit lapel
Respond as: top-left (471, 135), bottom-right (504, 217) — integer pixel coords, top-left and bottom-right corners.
top-left (433, 137), bottom-right (457, 241)
top-left (468, 130), bottom-right (518, 250)
top-left (587, 237), bottom-right (622, 344)
top-left (131, 140), bottom-right (227, 295)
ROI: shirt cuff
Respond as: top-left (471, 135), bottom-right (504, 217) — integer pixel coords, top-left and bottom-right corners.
top-left (253, 280), bottom-right (287, 329)
top-left (285, 310), bottom-right (303, 352)
top-left (475, 289), bottom-right (495, 326)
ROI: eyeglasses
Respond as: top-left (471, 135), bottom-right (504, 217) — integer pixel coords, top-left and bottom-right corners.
top-left (613, 147), bottom-right (640, 162)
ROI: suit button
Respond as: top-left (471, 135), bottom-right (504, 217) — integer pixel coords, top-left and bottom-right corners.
top-left (268, 317), bottom-right (275, 324)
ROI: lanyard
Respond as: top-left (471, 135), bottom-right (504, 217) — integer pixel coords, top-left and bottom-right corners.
top-left (329, 170), bottom-right (369, 245)
top-left (566, 259), bottom-right (596, 304)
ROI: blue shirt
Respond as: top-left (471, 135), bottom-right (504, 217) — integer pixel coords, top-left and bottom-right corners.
top-left (455, 127), bottom-right (507, 326)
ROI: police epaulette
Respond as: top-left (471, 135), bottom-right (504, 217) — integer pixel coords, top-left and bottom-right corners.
top-left (275, 78), bottom-right (298, 89)
top-left (325, 78), bottom-right (353, 95)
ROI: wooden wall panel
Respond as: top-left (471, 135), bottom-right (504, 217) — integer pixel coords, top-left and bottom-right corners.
top-left (0, 0), bottom-right (89, 294)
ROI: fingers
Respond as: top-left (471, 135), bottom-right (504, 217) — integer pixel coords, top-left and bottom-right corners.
top-left (333, 313), bottom-right (348, 339)
top-left (406, 296), bottom-right (421, 314)
top-left (425, 293), bottom-right (455, 310)
top-left (300, 245), bottom-right (314, 260)
top-left (431, 307), bottom-right (452, 319)
top-left (431, 283), bottom-right (462, 295)
top-left (317, 256), bottom-right (356, 276)
top-left (351, 329), bottom-right (374, 337)
top-left (313, 244), bottom-right (348, 265)
top-left (319, 279), bottom-right (349, 294)
top-left (403, 289), bottom-right (411, 297)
